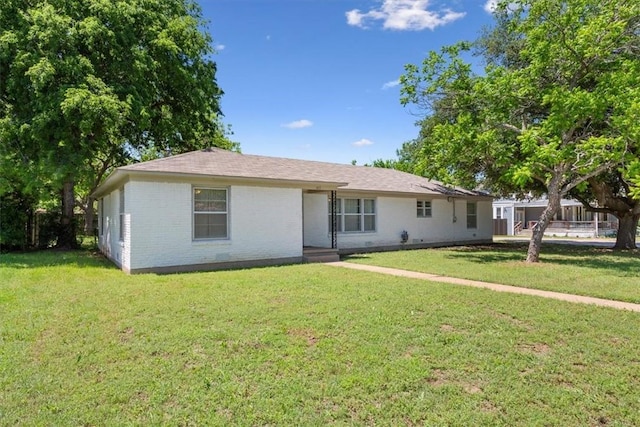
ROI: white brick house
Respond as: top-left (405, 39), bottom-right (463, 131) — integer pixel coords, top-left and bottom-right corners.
top-left (93, 148), bottom-right (493, 273)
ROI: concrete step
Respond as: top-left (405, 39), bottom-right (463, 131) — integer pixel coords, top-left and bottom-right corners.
top-left (303, 247), bottom-right (340, 263)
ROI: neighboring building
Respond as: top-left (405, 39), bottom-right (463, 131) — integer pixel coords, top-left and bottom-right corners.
top-left (493, 198), bottom-right (618, 237)
top-left (93, 148), bottom-right (494, 273)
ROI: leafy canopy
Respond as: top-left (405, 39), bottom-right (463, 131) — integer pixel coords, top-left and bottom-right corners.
top-left (399, 0), bottom-right (640, 261)
top-left (400, 0), bottom-right (639, 198)
top-left (0, 0), bottom-right (235, 245)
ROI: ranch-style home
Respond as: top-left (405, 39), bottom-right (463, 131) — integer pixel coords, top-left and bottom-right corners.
top-left (92, 148), bottom-right (493, 273)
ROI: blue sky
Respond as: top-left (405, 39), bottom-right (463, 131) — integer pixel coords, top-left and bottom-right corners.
top-left (200, 0), bottom-right (497, 165)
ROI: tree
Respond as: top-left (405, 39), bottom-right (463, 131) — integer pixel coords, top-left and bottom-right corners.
top-left (400, 0), bottom-right (640, 261)
top-left (1, 0), bottom-right (233, 248)
top-left (76, 116), bottom-right (238, 236)
top-left (570, 173), bottom-right (640, 250)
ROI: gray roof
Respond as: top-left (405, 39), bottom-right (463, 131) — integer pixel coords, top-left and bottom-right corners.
top-left (97, 148), bottom-right (489, 198)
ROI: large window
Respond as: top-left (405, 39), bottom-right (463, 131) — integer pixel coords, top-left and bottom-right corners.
top-left (329, 198), bottom-right (376, 233)
top-left (467, 201), bottom-right (477, 229)
top-left (194, 188), bottom-right (228, 239)
top-left (417, 200), bottom-right (432, 217)
top-left (119, 187), bottom-right (125, 241)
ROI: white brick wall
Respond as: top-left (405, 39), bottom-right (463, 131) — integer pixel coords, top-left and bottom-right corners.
top-left (123, 181), bottom-right (302, 270)
top-left (98, 189), bottom-right (128, 269)
top-left (303, 194), bottom-right (493, 250)
top-left (98, 180), bottom-right (492, 272)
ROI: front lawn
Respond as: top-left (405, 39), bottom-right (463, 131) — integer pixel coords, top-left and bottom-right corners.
top-left (345, 242), bottom-right (640, 303)
top-left (1, 249), bottom-right (639, 425)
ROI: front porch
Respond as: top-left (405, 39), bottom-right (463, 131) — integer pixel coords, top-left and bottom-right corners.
top-left (302, 190), bottom-right (338, 253)
top-left (519, 220), bottom-right (618, 238)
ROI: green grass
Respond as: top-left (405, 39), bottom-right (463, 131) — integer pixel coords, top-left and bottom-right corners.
top-left (345, 242), bottom-right (640, 303)
top-left (1, 249), bottom-right (640, 425)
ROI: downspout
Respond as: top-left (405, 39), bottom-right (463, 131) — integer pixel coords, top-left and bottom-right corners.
top-left (448, 197), bottom-right (457, 223)
top-left (330, 191), bottom-right (337, 249)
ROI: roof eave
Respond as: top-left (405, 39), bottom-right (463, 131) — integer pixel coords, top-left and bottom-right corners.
top-left (337, 188), bottom-right (494, 199)
top-left (91, 169), bottom-right (127, 199)
top-left (91, 169), bottom-right (348, 198)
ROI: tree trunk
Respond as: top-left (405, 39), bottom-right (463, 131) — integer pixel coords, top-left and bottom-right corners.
top-left (56, 180), bottom-right (79, 249)
top-left (84, 197), bottom-right (95, 236)
top-left (614, 212), bottom-right (639, 250)
top-left (26, 206), bottom-right (34, 250)
top-left (527, 185), bottom-right (563, 263)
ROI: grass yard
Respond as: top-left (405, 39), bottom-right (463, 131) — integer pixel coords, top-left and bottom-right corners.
top-left (345, 242), bottom-right (640, 304)
top-left (1, 249), bottom-right (640, 425)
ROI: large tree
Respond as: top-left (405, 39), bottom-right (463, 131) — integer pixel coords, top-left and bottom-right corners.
top-left (1, 0), bottom-right (233, 248)
top-left (569, 173), bottom-right (640, 250)
top-left (400, 0), bottom-right (640, 261)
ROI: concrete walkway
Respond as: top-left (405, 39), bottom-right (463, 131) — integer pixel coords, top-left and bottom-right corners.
top-left (328, 261), bottom-right (640, 313)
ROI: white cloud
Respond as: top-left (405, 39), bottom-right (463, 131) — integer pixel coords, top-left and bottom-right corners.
top-left (346, 0), bottom-right (466, 31)
top-left (382, 79), bottom-right (400, 90)
top-left (352, 138), bottom-right (374, 147)
top-left (483, 0), bottom-right (497, 13)
top-left (484, 0), bottom-right (519, 14)
top-left (214, 43), bottom-right (225, 51)
top-left (282, 119), bottom-right (313, 129)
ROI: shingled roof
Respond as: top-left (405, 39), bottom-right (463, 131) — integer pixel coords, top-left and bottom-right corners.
top-left (96, 148), bottom-right (488, 198)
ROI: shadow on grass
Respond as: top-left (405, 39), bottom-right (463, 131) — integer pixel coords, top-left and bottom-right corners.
top-left (341, 254), bottom-right (372, 260)
top-left (446, 242), bottom-right (640, 276)
top-left (0, 248), bottom-right (115, 269)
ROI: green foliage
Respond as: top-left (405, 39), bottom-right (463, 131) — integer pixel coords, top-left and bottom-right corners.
top-left (399, 0), bottom-right (640, 260)
top-left (0, 190), bottom-right (34, 250)
top-left (0, 0), bottom-right (235, 247)
top-left (628, 161), bottom-right (640, 199)
top-left (399, 0), bottom-right (640, 198)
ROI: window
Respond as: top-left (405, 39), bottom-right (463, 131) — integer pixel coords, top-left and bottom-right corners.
top-left (119, 187), bottom-right (125, 241)
top-left (495, 207), bottom-right (502, 219)
top-left (344, 199), bottom-right (361, 232)
top-left (363, 199), bottom-right (375, 231)
top-left (467, 202), bottom-right (477, 229)
top-left (329, 198), bottom-right (376, 233)
top-left (194, 188), bottom-right (228, 239)
top-left (417, 200), bottom-right (432, 217)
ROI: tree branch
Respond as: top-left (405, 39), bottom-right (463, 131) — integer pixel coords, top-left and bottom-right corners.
top-left (562, 162), bottom-right (616, 195)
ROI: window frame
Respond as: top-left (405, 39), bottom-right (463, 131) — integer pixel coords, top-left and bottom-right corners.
top-left (329, 197), bottom-right (376, 233)
top-left (467, 201), bottom-right (477, 229)
top-left (363, 199), bottom-right (376, 232)
top-left (343, 198), bottom-right (362, 232)
top-left (417, 200), bottom-right (432, 218)
top-left (193, 187), bottom-right (229, 240)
